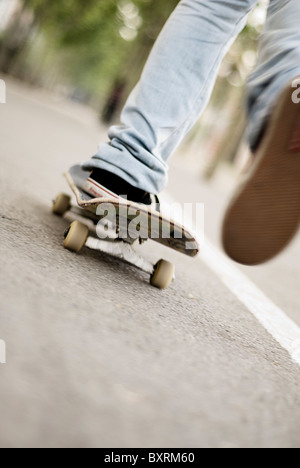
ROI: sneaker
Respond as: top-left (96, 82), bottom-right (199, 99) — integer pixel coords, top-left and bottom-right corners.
top-left (83, 168), bottom-right (160, 211)
top-left (222, 77), bottom-right (300, 265)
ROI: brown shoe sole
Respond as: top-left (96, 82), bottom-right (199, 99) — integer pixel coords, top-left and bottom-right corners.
top-left (222, 79), bottom-right (300, 265)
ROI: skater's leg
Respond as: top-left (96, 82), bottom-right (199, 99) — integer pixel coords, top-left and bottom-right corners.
top-left (83, 0), bottom-right (257, 194)
top-left (223, 0), bottom-right (300, 265)
top-left (247, 0), bottom-right (300, 150)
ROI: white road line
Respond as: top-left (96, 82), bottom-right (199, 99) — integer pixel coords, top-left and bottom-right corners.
top-left (201, 239), bottom-right (300, 365)
top-left (163, 193), bottom-right (300, 366)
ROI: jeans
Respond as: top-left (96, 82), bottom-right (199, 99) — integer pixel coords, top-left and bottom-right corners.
top-left (82, 0), bottom-right (300, 194)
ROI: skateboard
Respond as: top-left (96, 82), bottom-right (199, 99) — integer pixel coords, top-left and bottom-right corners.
top-left (52, 165), bottom-right (200, 289)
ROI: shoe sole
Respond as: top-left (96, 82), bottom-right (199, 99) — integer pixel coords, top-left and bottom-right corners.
top-left (222, 79), bottom-right (300, 265)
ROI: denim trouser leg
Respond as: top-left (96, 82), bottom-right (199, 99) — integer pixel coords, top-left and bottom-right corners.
top-left (83, 0), bottom-right (300, 194)
top-left (247, 0), bottom-right (300, 150)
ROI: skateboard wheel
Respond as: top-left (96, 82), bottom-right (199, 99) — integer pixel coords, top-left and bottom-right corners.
top-left (150, 260), bottom-right (175, 290)
top-left (53, 193), bottom-right (71, 216)
top-left (63, 221), bottom-right (89, 253)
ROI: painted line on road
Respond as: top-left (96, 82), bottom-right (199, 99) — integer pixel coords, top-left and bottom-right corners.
top-left (201, 239), bottom-right (300, 365)
top-left (163, 193), bottom-right (300, 366)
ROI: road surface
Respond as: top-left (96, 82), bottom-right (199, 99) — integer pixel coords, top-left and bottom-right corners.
top-left (0, 78), bottom-right (300, 448)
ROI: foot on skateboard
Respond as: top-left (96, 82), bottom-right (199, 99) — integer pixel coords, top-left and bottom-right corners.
top-left (53, 165), bottom-right (200, 289)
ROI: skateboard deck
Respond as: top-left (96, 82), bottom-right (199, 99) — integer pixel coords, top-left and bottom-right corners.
top-left (65, 165), bottom-right (200, 257)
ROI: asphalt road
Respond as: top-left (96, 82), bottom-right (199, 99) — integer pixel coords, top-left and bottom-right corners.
top-left (0, 78), bottom-right (300, 448)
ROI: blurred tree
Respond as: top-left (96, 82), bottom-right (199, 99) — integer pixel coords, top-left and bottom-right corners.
top-left (0, 0), bottom-right (179, 105)
top-left (0, 0), bottom-right (29, 73)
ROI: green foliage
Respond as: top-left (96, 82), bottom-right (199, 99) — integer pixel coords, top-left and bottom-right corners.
top-left (18, 0), bottom-right (179, 100)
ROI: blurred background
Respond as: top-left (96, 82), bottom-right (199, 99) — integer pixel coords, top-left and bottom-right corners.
top-left (2, 1), bottom-right (300, 449)
top-left (0, 0), bottom-right (268, 178)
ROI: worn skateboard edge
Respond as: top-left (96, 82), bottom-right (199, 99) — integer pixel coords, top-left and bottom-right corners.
top-left (64, 171), bottom-right (200, 257)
